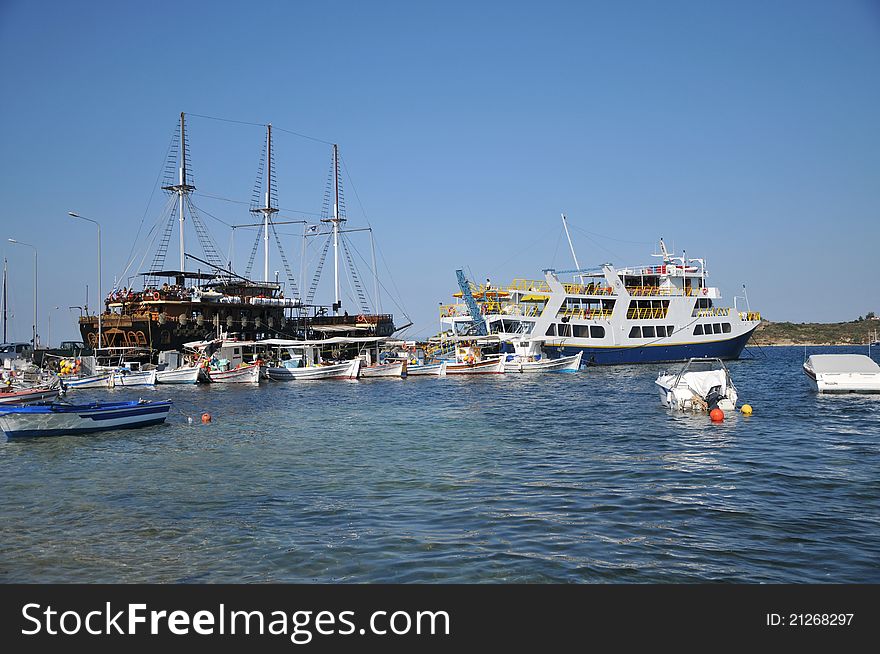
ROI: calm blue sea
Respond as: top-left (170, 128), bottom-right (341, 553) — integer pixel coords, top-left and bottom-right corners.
top-left (1, 345), bottom-right (878, 583)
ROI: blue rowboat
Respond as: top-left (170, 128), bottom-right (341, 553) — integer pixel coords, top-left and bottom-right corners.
top-left (0, 400), bottom-right (172, 439)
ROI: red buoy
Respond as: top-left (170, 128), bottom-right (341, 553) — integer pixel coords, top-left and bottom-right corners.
top-left (709, 408), bottom-right (724, 422)
top-left (201, 412), bottom-right (212, 424)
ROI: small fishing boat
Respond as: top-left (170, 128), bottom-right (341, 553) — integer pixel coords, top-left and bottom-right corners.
top-left (803, 354), bottom-right (880, 394)
top-left (444, 345), bottom-right (505, 375)
top-left (267, 359), bottom-right (360, 380)
top-left (156, 365), bottom-right (201, 384)
top-left (655, 357), bottom-right (738, 411)
top-left (205, 363), bottom-right (262, 383)
top-left (359, 360), bottom-right (407, 378)
top-left (60, 372), bottom-right (114, 389)
top-left (0, 399), bottom-right (172, 439)
top-left (404, 361), bottom-right (446, 377)
top-left (0, 383), bottom-right (62, 405)
top-left (263, 340), bottom-right (362, 380)
top-left (503, 340), bottom-right (582, 373)
top-left (111, 369), bottom-right (157, 387)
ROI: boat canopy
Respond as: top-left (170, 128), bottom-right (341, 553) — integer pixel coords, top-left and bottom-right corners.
top-left (806, 354), bottom-right (880, 374)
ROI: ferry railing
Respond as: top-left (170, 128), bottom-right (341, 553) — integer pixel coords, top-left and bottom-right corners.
top-left (625, 307), bottom-right (669, 320)
top-left (557, 308), bottom-right (614, 320)
top-left (693, 307), bottom-right (731, 318)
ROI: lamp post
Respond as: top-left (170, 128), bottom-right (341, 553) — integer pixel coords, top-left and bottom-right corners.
top-left (68, 212), bottom-right (102, 348)
top-left (47, 305), bottom-right (61, 349)
top-left (7, 239), bottom-right (38, 349)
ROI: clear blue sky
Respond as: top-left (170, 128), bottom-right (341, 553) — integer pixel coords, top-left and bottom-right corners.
top-left (1, 0), bottom-right (878, 344)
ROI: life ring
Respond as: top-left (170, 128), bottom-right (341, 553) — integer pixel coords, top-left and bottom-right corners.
top-left (151, 291), bottom-right (160, 301)
top-left (356, 314), bottom-right (368, 324)
top-left (701, 288), bottom-right (708, 296)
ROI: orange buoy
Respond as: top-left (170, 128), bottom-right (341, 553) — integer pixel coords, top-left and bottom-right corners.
top-left (201, 412), bottom-right (212, 424)
top-left (709, 408), bottom-right (724, 422)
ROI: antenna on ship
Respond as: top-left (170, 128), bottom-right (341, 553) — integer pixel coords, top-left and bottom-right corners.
top-left (561, 213), bottom-right (581, 271)
top-left (161, 112), bottom-right (196, 272)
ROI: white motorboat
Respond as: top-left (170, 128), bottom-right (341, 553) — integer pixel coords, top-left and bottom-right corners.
top-left (359, 360), bottom-right (407, 378)
top-left (803, 354), bottom-right (880, 394)
top-left (655, 357), bottom-right (738, 411)
top-left (503, 339), bottom-right (582, 373)
top-left (60, 373), bottom-right (114, 389)
top-left (156, 365), bottom-right (201, 384)
top-left (267, 358), bottom-right (360, 381)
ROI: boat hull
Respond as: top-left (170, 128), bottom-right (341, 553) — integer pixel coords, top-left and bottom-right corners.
top-left (552, 329), bottom-right (756, 365)
top-left (206, 364), bottom-right (262, 383)
top-left (359, 361), bottom-right (406, 378)
top-left (405, 362), bottom-right (446, 377)
top-left (0, 385), bottom-right (62, 405)
top-left (156, 366), bottom-right (201, 384)
top-left (504, 351), bottom-right (582, 373)
top-left (0, 401), bottom-right (172, 438)
top-left (267, 359), bottom-right (360, 381)
top-left (444, 358), bottom-right (505, 375)
top-left (803, 366), bottom-right (880, 394)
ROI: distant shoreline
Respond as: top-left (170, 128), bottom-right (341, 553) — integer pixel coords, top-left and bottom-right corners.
top-left (752, 320), bottom-right (879, 347)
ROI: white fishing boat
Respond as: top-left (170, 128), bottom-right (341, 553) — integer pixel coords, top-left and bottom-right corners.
top-left (267, 358), bottom-right (360, 381)
top-left (156, 365), bottom-right (201, 384)
top-left (205, 363), bottom-right (262, 383)
top-left (655, 357), bottom-right (738, 411)
top-left (359, 360), bottom-right (407, 378)
top-left (404, 361), bottom-right (446, 377)
top-left (803, 354), bottom-right (880, 394)
top-left (503, 339), bottom-right (582, 373)
top-left (61, 372), bottom-right (114, 389)
top-left (0, 399), bottom-right (172, 438)
top-left (111, 369), bottom-right (157, 387)
top-left (443, 344), bottom-right (505, 375)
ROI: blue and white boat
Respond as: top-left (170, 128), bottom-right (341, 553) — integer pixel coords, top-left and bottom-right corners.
top-left (0, 400), bottom-right (172, 438)
top-left (440, 238), bottom-right (761, 365)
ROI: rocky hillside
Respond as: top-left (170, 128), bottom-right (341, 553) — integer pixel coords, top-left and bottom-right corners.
top-left (752, 320), bottom-right (880, 346)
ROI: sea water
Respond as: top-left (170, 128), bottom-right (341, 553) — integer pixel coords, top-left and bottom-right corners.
top-left (1, 346), bottom-right (878, 583)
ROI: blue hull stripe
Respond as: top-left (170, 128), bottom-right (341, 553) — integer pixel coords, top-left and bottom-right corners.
top-left (86, 406), bottom-right (171, 421)
top-left (550, 329), bottom-right (756, 365)
top-left (5, 417), bottom-right (169, 439)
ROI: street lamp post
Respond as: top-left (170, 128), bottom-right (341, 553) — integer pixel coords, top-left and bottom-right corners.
top-left (68, 212), bottom-right (102, 348)
top-left (47, 306), bottom-right (61, 349)
top-left (7, 239), bottom-right (38, 349)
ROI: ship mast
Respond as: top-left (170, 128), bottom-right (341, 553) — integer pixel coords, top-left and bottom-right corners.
top-left (2, 258), bottom-right (6, 343)
top-left (161, 112), bottom-right (196, 272)
top-left (332, 144), bottom-right (344, 313)
top-left (249, 124), bottom-right (279, 283)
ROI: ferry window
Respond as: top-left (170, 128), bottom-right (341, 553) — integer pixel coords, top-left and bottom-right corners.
top-left (590, 326), bottom-right (605, 338)
top-left (642, 326), bottom-right (656, 338)
top-left (655, 326), bottom-right (666, 337)
top-left (558, 323), bottom-right (572, 338)
top-left (234, 347), bottom-right (241, 355)
top-left (722, 323), bottom-right (732, 333)
top-left (545, 324), bottom-right (556, 337)
top-left (629, 326), bottom-right (641, 338)
top-left (713, 324), bottom-right (722, 334)
top-left (573, 325), bottom-right (590, 338)
top-left (694, 324), bottom-right (704, 336)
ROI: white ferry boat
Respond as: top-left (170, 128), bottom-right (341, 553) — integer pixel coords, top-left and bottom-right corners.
top-left (440, 240), bottom-right (761, 365)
